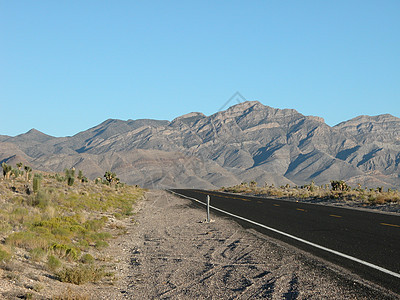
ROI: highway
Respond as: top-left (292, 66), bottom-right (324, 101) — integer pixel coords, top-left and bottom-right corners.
top-left (169, 189), bottom-right (400, 295)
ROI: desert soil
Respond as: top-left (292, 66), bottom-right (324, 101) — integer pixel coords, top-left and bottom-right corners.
top-left (1, 190), bottom-right (398, 299)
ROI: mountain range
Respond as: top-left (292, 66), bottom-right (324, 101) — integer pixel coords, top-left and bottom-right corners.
top-left (1, 101), bottom-right (400, 189)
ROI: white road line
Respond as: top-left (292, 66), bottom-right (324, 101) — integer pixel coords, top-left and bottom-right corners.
top-left (167, 190), bottom-right (400, 280)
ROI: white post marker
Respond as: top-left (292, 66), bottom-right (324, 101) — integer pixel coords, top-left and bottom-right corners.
top-left (206, 195), bottom-right (210, 223)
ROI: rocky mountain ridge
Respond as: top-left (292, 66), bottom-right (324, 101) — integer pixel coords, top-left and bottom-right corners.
top-left (1, 101), bottom-right (400, 189)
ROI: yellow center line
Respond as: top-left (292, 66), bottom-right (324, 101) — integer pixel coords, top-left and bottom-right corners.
top-left (380, 223), bottom-right (400, 228)
top-left (198, 191), bottom-right (252, 201)
top-left (238, 198), bottom-right (251, 202)
top-left (296, 208), bottom-right (307, 212)
top-left (273, 204), bottom-right (280, 207)
top-left (257, 201), bottom-right (263, 204)
top-left (329, 214), bottom-right (342, 218)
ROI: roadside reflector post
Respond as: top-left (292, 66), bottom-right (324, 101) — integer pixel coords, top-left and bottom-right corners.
top-left (206, 195), bottom-right (210, 223)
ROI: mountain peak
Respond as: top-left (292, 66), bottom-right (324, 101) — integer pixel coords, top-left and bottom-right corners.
top-left (173, 112), bottom-right (205, 121)
top-left (26, 128), bottom-right (46, 135)
top-left (10, 128), bottom-right (54, 143)
top-left (227, 101), bottom-right (263, 111)
top-left (335, 113), bottom-right (400, 128)
top-left (171, 112), bottom-right (206, 125)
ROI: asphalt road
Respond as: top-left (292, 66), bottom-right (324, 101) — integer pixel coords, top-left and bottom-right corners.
top-left (170, 189), bottom-right (400, 295)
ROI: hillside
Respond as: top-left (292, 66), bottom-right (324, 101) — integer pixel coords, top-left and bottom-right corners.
top-left (0, 170), bottom-right (143, 298)
top-left (1, 101), bottom-right (400, 189)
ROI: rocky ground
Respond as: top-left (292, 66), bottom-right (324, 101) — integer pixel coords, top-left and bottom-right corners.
top-left (1, 190), bottom-right (398, 299)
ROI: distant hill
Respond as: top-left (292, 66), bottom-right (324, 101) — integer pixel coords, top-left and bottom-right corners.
top-left (1, 101), bottom-right (400, 189)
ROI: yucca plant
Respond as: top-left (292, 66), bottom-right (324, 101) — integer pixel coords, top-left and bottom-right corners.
top-left (24, 165), bottom-right (32, 181)
top-left (33, 174), bottom-right (42, 193)
top-left (2, 162), bottom-right (12, 180)
top-left (65, 168), bottom-right (75, 186)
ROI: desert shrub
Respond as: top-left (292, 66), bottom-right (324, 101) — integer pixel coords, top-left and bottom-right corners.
top-left (10, 207), bottom-right (30, 225)
top-left (23, 292), bottom-right (34, 299)
top-left (47, 254), bottom-right (62, 272)
top-left (77, 240), bottom-right (89, 249)
top-left (0, 220), bottom-right (11, 233)
top-left (50, 243), bottom-right (81, 261)
top-left (57, 264), bottom-right (105, 285)
top-left (82, 232), bottom-right (112, 248)
top-left (30, 247), bottom-right (46, 262)
top-left (84, 217), bottom-right (108, 231)
top-left (54, 288), bottom-right (90, 300)
top-left (55, 174), bottom-right (64, 182)
top-left (32, 283), bottom-right (44, 292)
top-left (375, 194), bottom-right (387, 205)
top-left (33, 174), bottom-right (42, 193)
top-left (94, 240), bottom-right (109, 249)
top-left (113, 212), bottom-right (123, 220)
top-left (121, 205), bottom-right (133, 216)
top-left (34, 215), bottom-right (85, 233)
top-left (0, 246), bottom-right (11, 262)
top-left (80, 253), bottom-right (94, 264)
top-left (91, 232), bottom-right (112, 240)
top-left (6, 231), bottom-right (51, 251)
top-left (29, 190), bottom-right (49, 208)
top-left (11, 195), bottom-right (25, 205)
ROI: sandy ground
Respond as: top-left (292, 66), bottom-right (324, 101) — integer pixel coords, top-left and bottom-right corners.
top-left (1, 190), bottom-right (398, 299)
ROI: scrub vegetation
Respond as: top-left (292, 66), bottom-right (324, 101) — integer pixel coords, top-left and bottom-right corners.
top-left (220, 180), bottom-right (400, 205)
top-left (0, 162), bottom-right (143, 289)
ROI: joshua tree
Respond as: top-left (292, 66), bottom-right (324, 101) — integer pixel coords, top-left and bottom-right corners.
top-left (77, 170), bottom-right (83, 180)
top-left (16, 162), bottom-right (23, 172)
top-left (65, 168), bottom-right (75, 186)
top-left (330, 180), bottom-right (350, 191)
top-left (249, 180), bottom-right (257, 188)
top-left (11, 168), bottom-right (22, 178)
top-left (2, 163), bottom-right (12, 180)
top-left (24, 165), bottom-right (32, 181)
top-left (104, 171), bottom-right (117, 185)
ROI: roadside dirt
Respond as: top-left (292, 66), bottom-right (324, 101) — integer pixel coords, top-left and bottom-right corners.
top-left (1, 190), bottom-right (398, 299)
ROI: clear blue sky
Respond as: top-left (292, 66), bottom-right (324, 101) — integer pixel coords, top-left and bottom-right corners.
top-left (1, 1), bottom-right (399, 137)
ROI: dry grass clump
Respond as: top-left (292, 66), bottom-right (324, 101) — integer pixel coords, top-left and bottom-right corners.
top-left (57, 264), bottom-right (106, 285)
top-left (53, 287), bottom-right (90, 300)
top-left (221, 180), bottom-right (400, 205)
top-left (0, 166), bottom-right (143, 288)
top-left (47, 254), bottom-right (62, 272)
top-left (0, 245), bottom-right (11, 262)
